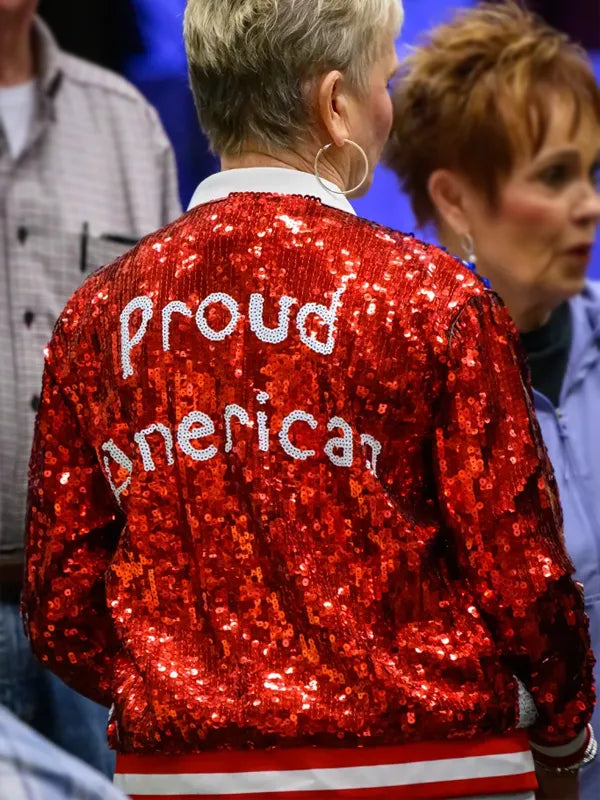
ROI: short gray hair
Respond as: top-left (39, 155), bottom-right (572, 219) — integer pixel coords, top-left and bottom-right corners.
top-left (184, 0), bottom-right (403, 155)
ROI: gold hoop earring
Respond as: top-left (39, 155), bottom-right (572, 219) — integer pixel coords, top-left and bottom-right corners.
top-left (461, 233), bottom-right (477, 264)
top-left (314, 139), bottom-right (370, 197)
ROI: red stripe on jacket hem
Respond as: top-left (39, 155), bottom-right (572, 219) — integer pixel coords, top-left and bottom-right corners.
top-left (115, 731), bottom-right (531, 775)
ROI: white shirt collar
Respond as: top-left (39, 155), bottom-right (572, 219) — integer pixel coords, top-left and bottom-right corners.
top-left (188, 167), bottom-right (356, 216)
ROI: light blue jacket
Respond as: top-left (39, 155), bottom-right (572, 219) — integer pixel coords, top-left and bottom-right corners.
top-left (532, 282), bottom-right (600, 798)
top-left (0, 705), bottom-right (126, 800)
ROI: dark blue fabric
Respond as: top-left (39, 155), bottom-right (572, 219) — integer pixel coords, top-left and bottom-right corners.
top-left (0, 602), bottom-right (115, 780)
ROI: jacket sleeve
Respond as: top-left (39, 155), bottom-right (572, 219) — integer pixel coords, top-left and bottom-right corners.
top-left (22, 355), bottom-right (123, 707)
top-left (434, 290), bottom-right (595, 749)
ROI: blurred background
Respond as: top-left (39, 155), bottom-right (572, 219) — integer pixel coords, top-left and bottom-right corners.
top-left (37, 0), bottom-right (600, 277)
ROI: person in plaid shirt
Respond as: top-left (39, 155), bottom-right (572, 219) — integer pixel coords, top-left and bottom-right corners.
top-left (0, 0), bottom-right (181, 779)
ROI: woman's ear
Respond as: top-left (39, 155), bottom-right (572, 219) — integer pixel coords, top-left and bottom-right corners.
top-left (317, 70), bottom-right (351, 148)
top-left (427, 169), bottom-right (472, 237)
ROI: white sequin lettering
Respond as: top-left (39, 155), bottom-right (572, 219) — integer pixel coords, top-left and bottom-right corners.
top-left (249, 294), bottom-right (294, 344)
top-left (121, 296), bottom-right (153, 379)
top-left (178, 411), bottom-right (218, 462)
top-left (361, 434), bottom-right (382, 478)
top-left (101, 439), bottom-right (133, 504)
top-left (162, 301), bottom-right (192, 352)
top-left (134, 424), bottom-right (175, 472)
top-left (257, 392), bottom-right (270, 452)
top-left (296, 287), bottom-right (344, 356)
top-left (324, 416), bottom-right (354, 467)
top-left (224, 404), bottom-right (251, 453)
top-left (279, 411), bottom-right (318, 460)
top-left (195, 292), bottom-right (239, 341)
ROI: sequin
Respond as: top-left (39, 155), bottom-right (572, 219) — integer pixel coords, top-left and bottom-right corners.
top-left (23, 193), bottom-right (593, 755)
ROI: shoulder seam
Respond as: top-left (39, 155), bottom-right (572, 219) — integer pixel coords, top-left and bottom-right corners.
top-left (58, 54), bottom-right (149, 106)
top-left (446, 289), bottom-right (498, 351)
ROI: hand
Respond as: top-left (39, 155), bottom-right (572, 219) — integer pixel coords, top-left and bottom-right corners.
top-left (535, 768), bottom-right (579, 800)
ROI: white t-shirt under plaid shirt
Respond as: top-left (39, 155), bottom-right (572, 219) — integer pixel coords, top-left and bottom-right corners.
top-left (0, 17), bottom-right (182, 568)
top-left (0, 81), bottom-right (36, 160)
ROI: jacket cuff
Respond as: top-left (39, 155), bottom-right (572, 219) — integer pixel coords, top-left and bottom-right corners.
top-left (530, 725), bottom-right (591, 770)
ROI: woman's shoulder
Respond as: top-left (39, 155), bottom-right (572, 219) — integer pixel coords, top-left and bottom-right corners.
top-left (347, 213), bottom-right (491, 307)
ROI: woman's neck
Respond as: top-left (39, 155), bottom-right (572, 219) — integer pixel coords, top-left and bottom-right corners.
top-left (221, 148), bottom-right (347, 193)
top-left (509, 305), bottom-right (553, 333)
top-left (0, 11), bottom-right (35, 88)
top-left (440, 233), bottom-right (553, 333)
top-left (472, 265), bottom-right (554, 332)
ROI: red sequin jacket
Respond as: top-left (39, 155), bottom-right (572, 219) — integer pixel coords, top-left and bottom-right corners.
top-left (23, 193), bottom-right (593, 789)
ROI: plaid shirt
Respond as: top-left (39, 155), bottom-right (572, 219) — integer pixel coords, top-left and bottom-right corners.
top-left (0, 705), bottom-right (126, 800)
top-left (0, 18), bottom-right (181, 564)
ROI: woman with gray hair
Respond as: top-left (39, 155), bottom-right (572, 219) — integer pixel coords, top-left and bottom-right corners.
top-left (184, 0), bottom-right (400, 201)
top-left (23, 1), bottom-right (593, 799)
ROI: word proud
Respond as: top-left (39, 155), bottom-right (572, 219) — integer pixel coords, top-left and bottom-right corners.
top-left (120, 288), bottom-right (345, 379)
